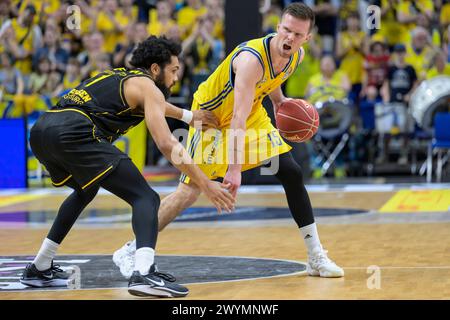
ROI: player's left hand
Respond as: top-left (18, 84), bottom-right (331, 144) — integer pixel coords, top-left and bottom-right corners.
top-left (190, 110), bottom-right (219, 130)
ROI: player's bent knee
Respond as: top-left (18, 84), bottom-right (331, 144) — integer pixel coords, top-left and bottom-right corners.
top-left (135, 187), bottom-right (161, 212)
top-left (290, 165), bottom-right (304, 181)
top-left (147, 188), bottom-right (161, 209)
top-left (277, 163), bottom-right (305, 185)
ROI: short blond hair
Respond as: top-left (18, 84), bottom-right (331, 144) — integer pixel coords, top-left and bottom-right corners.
top-left (282, 2), bottom-right (315, 32)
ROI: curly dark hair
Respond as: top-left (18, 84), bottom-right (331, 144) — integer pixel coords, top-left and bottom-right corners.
top-left (130, 36), bottom-right (182, 70)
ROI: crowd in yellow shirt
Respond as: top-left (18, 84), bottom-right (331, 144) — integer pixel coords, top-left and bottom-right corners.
top-left (284, 0), bottom-right (449, 104)
top-left (0, 0), bottom-right (225, 118)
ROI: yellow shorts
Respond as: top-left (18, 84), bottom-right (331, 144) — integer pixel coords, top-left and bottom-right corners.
top-left (180, 101), bottom-right (292, 184)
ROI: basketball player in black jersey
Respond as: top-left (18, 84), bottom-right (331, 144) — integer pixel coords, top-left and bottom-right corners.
top-left (20, 36), bottom-right (235, 298)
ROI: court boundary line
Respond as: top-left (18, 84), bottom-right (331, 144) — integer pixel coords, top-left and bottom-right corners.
top-left (2, 183), bottom-right (450, 197)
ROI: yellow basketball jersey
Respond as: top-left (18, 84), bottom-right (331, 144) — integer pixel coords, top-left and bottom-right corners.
top-left (11, 19), bottom-right (34, 74)
top-left (193, 33), bottom-right (304, 128)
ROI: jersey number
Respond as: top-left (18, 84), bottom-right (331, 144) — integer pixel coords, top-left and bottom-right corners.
top-left (268, 131), bottom-right (282, 147)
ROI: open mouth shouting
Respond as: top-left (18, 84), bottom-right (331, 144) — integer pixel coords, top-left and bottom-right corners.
top-left (283, 44), bottom-right (292, 51)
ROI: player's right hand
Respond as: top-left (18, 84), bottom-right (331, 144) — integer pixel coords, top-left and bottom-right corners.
top-left (190, 110), bottom-right (219, 130)
top-left (223, 168), bottom-right (241, 199)
top-left (201, 181), bottom-right (235, 214)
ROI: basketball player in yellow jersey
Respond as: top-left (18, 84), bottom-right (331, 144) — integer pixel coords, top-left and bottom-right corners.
top-left (114, 3), bottom-right (344, 279)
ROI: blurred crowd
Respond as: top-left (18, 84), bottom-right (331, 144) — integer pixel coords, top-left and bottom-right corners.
top-left (1, 0), bottom-right (449, 175)
top-left (276, 0), bottom-right (450, 175)
top-left (1, 0), bottom-right (449, 117)
top-left (277, 0), bottom-right (450, 107)
top-left (0, 0), bottom-right (225, 117)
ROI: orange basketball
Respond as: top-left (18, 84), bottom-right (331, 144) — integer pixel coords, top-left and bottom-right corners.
top-left (275, 99), bottom-right (320, 143)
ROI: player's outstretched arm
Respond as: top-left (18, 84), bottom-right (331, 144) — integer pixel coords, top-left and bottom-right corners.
top-left (164, 102), bottom-right (219, 130)
top-left (224, 52), bottom-right (263, 197)
top-left (128, 77), bottom-right (235, 213)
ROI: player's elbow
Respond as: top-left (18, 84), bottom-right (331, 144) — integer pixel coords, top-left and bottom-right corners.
top-left (152, 134), bottom-right (175, 156)
top-left (159, 141), bottom-right (175, 156)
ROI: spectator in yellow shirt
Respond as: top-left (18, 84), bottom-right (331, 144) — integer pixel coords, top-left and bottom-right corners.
top-left (11, 56), bottom-right (60, 117)
top-left (0, 4), bottom-right (43, 75)
top-left (440, 0), bottom-right (450, 30)
top-left (338, 0), bottom-right (358, 22)
top-left (414, 10), bottom-right (441, 47)
top-left (378, 0), bottom-right (404, 49)
top-left (73, 0), bottom-right (98, 37)
top-left (426, 50), bottom-right (450, 78)
top-left (35, 0), bottom-right (60, 20)
top-left (95, 0), bottom-right (128, 53)
top-left (397, 0), bottom-right (434, 45)
top-left (119, 0), bottom-right (138, 21)
top-left (148, 1), bottom-right (177, 36)
top-left (306, 55), bottom-right (351, 104)
top-left (176, 0), bottom-right (207, 39)
top-left (77, 32), bottom-right (108, 80)
top-left (205, 0), bottom-right (224, 40)
top-left (182, 16), bottom-right (224, 93)
top-left (336, 11), bottom-right (368, 105)
top-left (405, 26), bottom-right (435, 80)
top-left (116, 0), bottom-right (138, 43)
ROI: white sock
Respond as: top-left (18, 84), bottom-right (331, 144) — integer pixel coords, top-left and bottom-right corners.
top-left (33, 238), bottom-right (59, 271)
top-left (134, 247), bottom-right (155, 275)
top-left (300, 223), bottom-right (322, 255)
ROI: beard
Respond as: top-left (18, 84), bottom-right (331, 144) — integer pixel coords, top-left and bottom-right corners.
top-left (154, 73), bottom-right (172, 100)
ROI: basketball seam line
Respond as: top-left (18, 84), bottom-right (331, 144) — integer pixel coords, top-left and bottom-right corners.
top-left (277, 113), bottom-right (319, 128)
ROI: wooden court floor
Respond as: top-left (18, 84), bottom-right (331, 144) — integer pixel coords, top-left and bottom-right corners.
top-left (0, 189), bottom-right (449, 300)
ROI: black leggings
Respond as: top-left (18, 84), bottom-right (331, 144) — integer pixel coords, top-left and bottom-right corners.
top-left (266, 152), bottom-right (315, 228)
top-left (47, 159), bottom-right (160, 250)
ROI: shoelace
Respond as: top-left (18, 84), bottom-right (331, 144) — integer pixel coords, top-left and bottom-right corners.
top-left (124, 254), bottom-right (134, 264)
top-left (311, 250), bottom-right (333, 265)
top-left (153, 271), bottom-right (176, 282)
top-left (50, 263), bottom-right (64, 273)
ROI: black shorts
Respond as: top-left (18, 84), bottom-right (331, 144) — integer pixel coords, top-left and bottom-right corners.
top-left (29, 108), bottom-right (129, 192)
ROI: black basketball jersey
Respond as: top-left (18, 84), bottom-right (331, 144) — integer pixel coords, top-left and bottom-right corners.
top-left (56, 67), bottom-right (152, 142)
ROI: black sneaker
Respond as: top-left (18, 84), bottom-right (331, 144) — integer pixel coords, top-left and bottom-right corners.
top-left (20, 262), bottom-right (70, 288)
top-left (128, 265), bottom-right (189, 298)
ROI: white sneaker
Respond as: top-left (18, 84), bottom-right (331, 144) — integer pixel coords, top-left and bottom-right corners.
top-left (307, 247), bottom-right (344, 278)
top-left (113, 241), bottom-right (136, 279)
